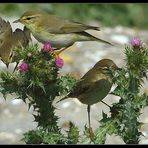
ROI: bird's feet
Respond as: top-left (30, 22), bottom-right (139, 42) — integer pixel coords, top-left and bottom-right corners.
top-left (51, 47), bottom-right (68, 56)
top-left (88, 127), bottom-right (96, 144)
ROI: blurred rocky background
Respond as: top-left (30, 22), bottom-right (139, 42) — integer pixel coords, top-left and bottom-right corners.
top-left (0, 3), bottom-right (148, 144)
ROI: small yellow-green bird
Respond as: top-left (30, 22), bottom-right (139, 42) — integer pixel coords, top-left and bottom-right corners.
top-left (0, 17), bottom-right (31, 67)
top-left (13, 10), bottom-right (113, 53)
top-left (57, 59), bottom-right (119, 132)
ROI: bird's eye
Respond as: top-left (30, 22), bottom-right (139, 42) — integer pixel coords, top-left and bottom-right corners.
top-left (102, 67), bottom-right (108, 70)
top-left (26, 17), bottom-right (32, 20)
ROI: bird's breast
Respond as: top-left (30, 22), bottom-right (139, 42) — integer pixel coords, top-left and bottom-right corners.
top-left (33, 32), bottom-right (78, 48)
top-left (78, 79), bottom-right (112, 105)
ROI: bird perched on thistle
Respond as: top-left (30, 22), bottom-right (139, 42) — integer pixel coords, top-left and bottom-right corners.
top-left (57, 59), bottom-right (119, 141)
top-left (0, 17), bottom-right (31, 68)
top-left (13, 10), bottom-right (113, 54)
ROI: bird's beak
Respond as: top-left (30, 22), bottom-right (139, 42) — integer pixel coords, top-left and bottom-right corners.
top-left (13, 19), bottom-right (21, 23)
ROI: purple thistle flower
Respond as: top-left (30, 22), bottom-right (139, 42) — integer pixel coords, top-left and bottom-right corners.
top-left (41, 42), bottom-right (54, 52)
top-left (55, 57), bottom-right (64, 69)
top-left (19, 62), bottom-right (29, 72)
top-left (130, 37), bottom-right (142, 48)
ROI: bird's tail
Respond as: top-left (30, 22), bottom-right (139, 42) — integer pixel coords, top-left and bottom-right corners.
top-left (93, 37), bottom-right (114, 46)
top-left (87, 26), bottom-right (100, 31)
top-left (78, 31), bottom-right (114, 46)
top-left (89, 33), bottom-right (114, 46)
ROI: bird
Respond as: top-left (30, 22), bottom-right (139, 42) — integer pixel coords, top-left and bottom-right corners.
top-left (0, 17), bottom-right (13, 67)
top-left (57, 59), bottom-right (119, 142)
top-left (13, 26), bottom-right (31, 49)
top-left (13, 10), bottom-right (113, 54)
top-left (0, 16), bottom-right (31, 68)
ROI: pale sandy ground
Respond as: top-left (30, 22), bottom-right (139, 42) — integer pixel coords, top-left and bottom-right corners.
top-left (0, 16), bottom-right (148, 144)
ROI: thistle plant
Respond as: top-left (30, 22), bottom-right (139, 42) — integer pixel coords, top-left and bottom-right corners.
top-left (0, 37), bottom-right (148, 144)
top-left (94, 37), bottom-right (148, 144)
top-left (0, 42), bottom-right (78, 144)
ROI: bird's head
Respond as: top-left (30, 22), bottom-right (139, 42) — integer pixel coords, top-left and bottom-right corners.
top-left (94, 59), bottom-right (120, 73)
top-left (13, 10), bottom-right (47, 31)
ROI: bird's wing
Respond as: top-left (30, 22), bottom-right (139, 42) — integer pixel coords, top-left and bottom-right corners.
top-left (23, 26), bottom-right (32, 43)
top-left (59, 22), bottom-right (100, 34)
top-left (56, 81), bottom-right (91, 103)
top-left (68, 79), bottom-right (92, 98)
top-left (0, 17), bottom-right (13, 64)
top-left (0, 17), bottom-right (13, 47)
top-left (13, 29), bottom-right (25, 47)
top-left (46, 15), bottom-right (100, 34)
top-left (13, 27), bottom-right (31, 48)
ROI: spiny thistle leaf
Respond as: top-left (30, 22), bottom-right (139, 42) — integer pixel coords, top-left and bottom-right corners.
top-left (95, 120), bottom-right (118, 144)
top-left (66, 121), bottom-right (79, 144)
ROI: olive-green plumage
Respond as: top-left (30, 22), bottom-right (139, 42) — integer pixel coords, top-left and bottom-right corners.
top-left (0, 17), bottom-right (31, 67)
top-left (57, 59), bottom-right (119, 134)
top-left (58, 59), bottom-right (118, 105)
top-left (14, 10), bottom-right (113, 49)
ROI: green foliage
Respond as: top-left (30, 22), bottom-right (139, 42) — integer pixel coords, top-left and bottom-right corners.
top-left (0, 38), bottom-right (148, 144)
top-left (1, 4), bottom-right (148, 29)
top-left (22, 122), bottom-right (79, 144)
top-left (0, 44), bottom-right (78, 143)
top-left (81, 125), bottom-right (94, 144)
top-left (95, 119), bottom-right (118, 144)
top-left (94, 41), bottom-right (148, 144)
top-left (57, 74), bottom-right (79, 95)
top-left (22, 128), bottom-right (67, 144)
top-left (66, 121), bottom-right (79, 144)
